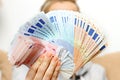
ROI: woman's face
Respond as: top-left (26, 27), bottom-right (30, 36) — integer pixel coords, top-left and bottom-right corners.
top-left (48, 1), bottom-right (79, 11)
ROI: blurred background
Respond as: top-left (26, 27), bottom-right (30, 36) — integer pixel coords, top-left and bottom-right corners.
top-left (0, 0), bottom-right (120, 80)
top-left (0, 0), bottom-right (120, 55)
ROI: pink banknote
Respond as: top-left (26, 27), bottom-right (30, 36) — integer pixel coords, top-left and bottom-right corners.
top-left (9, 34), bottom-right (58, 67)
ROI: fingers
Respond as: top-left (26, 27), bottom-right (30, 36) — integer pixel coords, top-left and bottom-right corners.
top-left (25, 55), bottom-right (44, 80)
top-left (42, 56), bottom-right (60, 80)
top-left (34, 53), bottom-right (53, 80)
top-left (26, 52), bottom-right (61, 80)
top-left (51, 61), bottom-right (61, 80)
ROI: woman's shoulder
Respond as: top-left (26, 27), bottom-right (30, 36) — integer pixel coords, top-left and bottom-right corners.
top-left (0, 49), bottom-right (12, 80)
top-left (0, 49), bottom-right (8, 62)
top-left (0, 49), bottom-right (6, 53)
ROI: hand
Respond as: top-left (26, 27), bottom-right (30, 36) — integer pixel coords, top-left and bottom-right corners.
top-left (25, 53), bottom-right (61, 80)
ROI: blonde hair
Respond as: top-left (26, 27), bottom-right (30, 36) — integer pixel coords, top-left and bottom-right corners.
top-left (40, 0), bottom-right (80, 13)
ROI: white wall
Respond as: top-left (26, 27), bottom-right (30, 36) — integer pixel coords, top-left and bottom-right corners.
top-left (0, 0), bottom-right (120, 55)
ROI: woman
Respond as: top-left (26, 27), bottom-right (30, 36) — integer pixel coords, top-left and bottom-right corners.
top-left (26, 0), bottom-right (107, 80)
top-left (26, 0), bottom-right (79, 80)
top-left (26, 0), bottom-right (80, 80)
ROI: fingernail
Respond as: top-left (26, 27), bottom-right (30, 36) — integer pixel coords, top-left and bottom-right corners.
top-left (41, 54), bottom-right (45, 58)
top-left (53, 56), bottom-right (58, 61)
top-left (40, 55), bottom-right (44, 58)
top-left (47, 53), bottom-right (52, 57)
top-left (57, 61), bottom-right (61, 66)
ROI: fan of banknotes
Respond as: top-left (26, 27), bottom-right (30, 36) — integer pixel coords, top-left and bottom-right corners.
top-left (8, 10), bottom-right (107, 80)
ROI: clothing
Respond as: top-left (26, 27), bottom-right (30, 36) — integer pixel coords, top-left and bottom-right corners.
top-left (70, 62), bottom-right (107, 80)
top-left (12, 62), bottom-right (107, 80)
top-left (12, 65), bottom-right (28, 80)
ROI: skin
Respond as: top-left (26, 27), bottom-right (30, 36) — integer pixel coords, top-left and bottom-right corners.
top-left (48, 1), bottom-right (78, 11)
top-left (26, 53), bottom-right (60, 80)
top-left (26, 1), bottom-right (79, 80)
